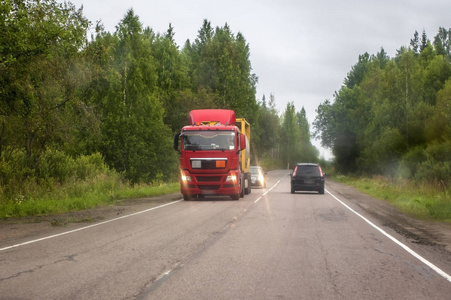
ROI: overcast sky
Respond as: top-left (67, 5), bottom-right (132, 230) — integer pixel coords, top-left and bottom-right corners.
top-left (66, 0), bottom-right (450, 159)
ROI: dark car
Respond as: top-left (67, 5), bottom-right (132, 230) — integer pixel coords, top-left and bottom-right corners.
top-left (290, 163), bottom-right (325, 194)
top-left (250, 166), bottom-right (266, 188)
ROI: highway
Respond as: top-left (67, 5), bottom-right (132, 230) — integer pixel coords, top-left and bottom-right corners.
top-left (1, 170), bottom-right (451, 299)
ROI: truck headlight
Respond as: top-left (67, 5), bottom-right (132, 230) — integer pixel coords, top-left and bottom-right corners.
top-left (181, 173), bottom-right (192, 182)
top-left (226, 174), bottom-right (237, 182)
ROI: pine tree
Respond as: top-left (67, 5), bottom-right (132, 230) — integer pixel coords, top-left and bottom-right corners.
top-left (420, 29), bottom-right (428, 52)
top-left (410, 30), bottom-right (419, 55)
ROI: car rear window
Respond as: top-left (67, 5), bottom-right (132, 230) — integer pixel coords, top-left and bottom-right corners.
top-left (295, 165), bottom-right (321, 176)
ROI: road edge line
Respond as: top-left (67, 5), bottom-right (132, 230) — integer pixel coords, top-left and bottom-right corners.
top-left (0, 200), bottom-right (183, 252)
top-left (326, 189), bottom-right (451, 283)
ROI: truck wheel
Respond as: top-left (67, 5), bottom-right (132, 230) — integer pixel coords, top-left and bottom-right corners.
top-left (240, 177), bottom-right (245, 198)
top-left (245, 175), bottom-right (251, 194)
top-left (183, 194), bottom-right (191, 201)
top-left (231, 193), bottom-right (240, 200)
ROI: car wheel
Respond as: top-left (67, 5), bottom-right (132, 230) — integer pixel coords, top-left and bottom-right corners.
top-left (291, 187), bottom-right (295, 194)
top-left (319, 186), bottom-right (325, 194)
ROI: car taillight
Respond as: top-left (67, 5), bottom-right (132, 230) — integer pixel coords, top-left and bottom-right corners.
top-left (318, 166), bottom-right (324, 177)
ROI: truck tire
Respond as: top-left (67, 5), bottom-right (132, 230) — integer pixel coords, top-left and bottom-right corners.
top-left (183, 194), bottom-right (191, 201)
top-left (245, 174), bottom-right (251, 195)
top-left (240, 177), bottom-right (245, 198)
top-left (231, 193), bottom-right (240, 200)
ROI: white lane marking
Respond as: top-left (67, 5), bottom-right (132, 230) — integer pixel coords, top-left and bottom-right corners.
top-left (255, 177), bottom-right (284, 203)
top-left (0, 200), bottom-right (183, 252)
top-left (326, 189), bottom-right (451, 283)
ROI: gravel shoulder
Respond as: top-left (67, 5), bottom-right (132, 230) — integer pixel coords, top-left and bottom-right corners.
top-left (326, 178), bottom-right (451, 255)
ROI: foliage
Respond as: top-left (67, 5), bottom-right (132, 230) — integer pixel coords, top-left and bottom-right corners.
top-left (1, 2), bottom-right (284, 216)
top-left (0, 0), bottom-right (90, 166)
top-left (280, 102), bottom-right (318, 168)
top-left (314, 28), bottom-right (451, 186)
top-left (83, 9), bottom-right (178, 184)
top-left (185, 20), bottom-right (259, 123)
top-left (333, 175), bottom-right (450, 222)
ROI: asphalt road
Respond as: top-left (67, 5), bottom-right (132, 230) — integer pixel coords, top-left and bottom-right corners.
top-left (1, 170), bottom-right (451, 299)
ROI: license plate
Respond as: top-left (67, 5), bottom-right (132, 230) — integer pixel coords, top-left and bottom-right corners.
top-left (202, 190), bottom-right (215, 195)
top-left (304, 180), bottom-right (314, 184)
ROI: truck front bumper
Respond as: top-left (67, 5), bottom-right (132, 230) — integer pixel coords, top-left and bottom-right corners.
top-left (180, 170), bottom-right (240, 196)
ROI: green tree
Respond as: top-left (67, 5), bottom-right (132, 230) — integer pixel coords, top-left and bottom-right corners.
top-left (433, 27), bottom-right (451, 58)
top-left (422, 55), bottom-right (451, 105)
top-left (420, 29), bottom-right (428, 52)
top-left (344, 52), bottom-right (370, 88)
top-left (87, 10), bottom-right (176, 183)
top-left (280, 102), bottom-right (301, 168)
top-left (315, 28), bottom-right (450, 183)
top-left (0, 0), bottom-right (89, 165)
top-left (425, 79), bottom-right (451, 142)
top-left (185, 20), bottom-right (258, 123)
top-left (152, 24), bottom-right (192, 132)
top-left (296, 107), bottom-right (318, 162)
top-left (410, 30), bottom-right (420, 55)
top-left (252, 94), bottom-right (281, 166)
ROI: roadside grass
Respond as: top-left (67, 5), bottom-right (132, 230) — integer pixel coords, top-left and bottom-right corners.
top-left (333, 174), bottom-right (451, 222)
top-left (0, 177), bottom-right (180, 220)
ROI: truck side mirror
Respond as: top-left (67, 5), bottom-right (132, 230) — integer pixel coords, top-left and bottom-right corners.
top-left (240, 134), bottom-right (246, 150)
top-left (173, 133), bottom-right (180, 151)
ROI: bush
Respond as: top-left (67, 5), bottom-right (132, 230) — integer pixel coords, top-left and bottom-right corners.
top-left (399, 146), bottom-right (426, 179)
top-left (415, 140), bottom-right (451, 186)
top-left (37, 149), bottom-right (74, 183)
top-left (0, 149), bottom-right (114, 203)
top-left (73, 152), bottom-right (110, 180)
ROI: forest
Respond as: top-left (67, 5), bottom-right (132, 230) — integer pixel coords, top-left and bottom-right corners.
top-left (0, 0), bottom-right (317, 204)
top-left (1, 0), bottom-right (449, 209)
top-left (314, 28), bottom-right (451, 187)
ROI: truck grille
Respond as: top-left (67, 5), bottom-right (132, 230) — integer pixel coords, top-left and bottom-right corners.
top-left (191, 159), bottom-right (227, 169)
top-left (196, 176), bottom-right (222, 182)
top-left (198, 185), bottom-right (220, 190)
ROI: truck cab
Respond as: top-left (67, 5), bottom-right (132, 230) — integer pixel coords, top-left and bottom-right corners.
top-left (174, 110), bottom-right (250, 200)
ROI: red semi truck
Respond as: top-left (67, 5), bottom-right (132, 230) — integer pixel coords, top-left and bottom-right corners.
top-left (173, 109), bottom-right (251, 200)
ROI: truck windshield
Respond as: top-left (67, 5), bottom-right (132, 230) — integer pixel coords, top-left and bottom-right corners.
top-left (182, 130), bottom-right (235, 151)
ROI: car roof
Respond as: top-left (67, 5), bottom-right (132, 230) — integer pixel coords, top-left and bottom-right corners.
top-left (295, 163), bottom-right (319, 166)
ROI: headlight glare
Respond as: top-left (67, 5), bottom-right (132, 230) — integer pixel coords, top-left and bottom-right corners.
top-left (226, 174), bottom-right (237, 182)
top-left (181, 174), bottom-right (192, 182)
